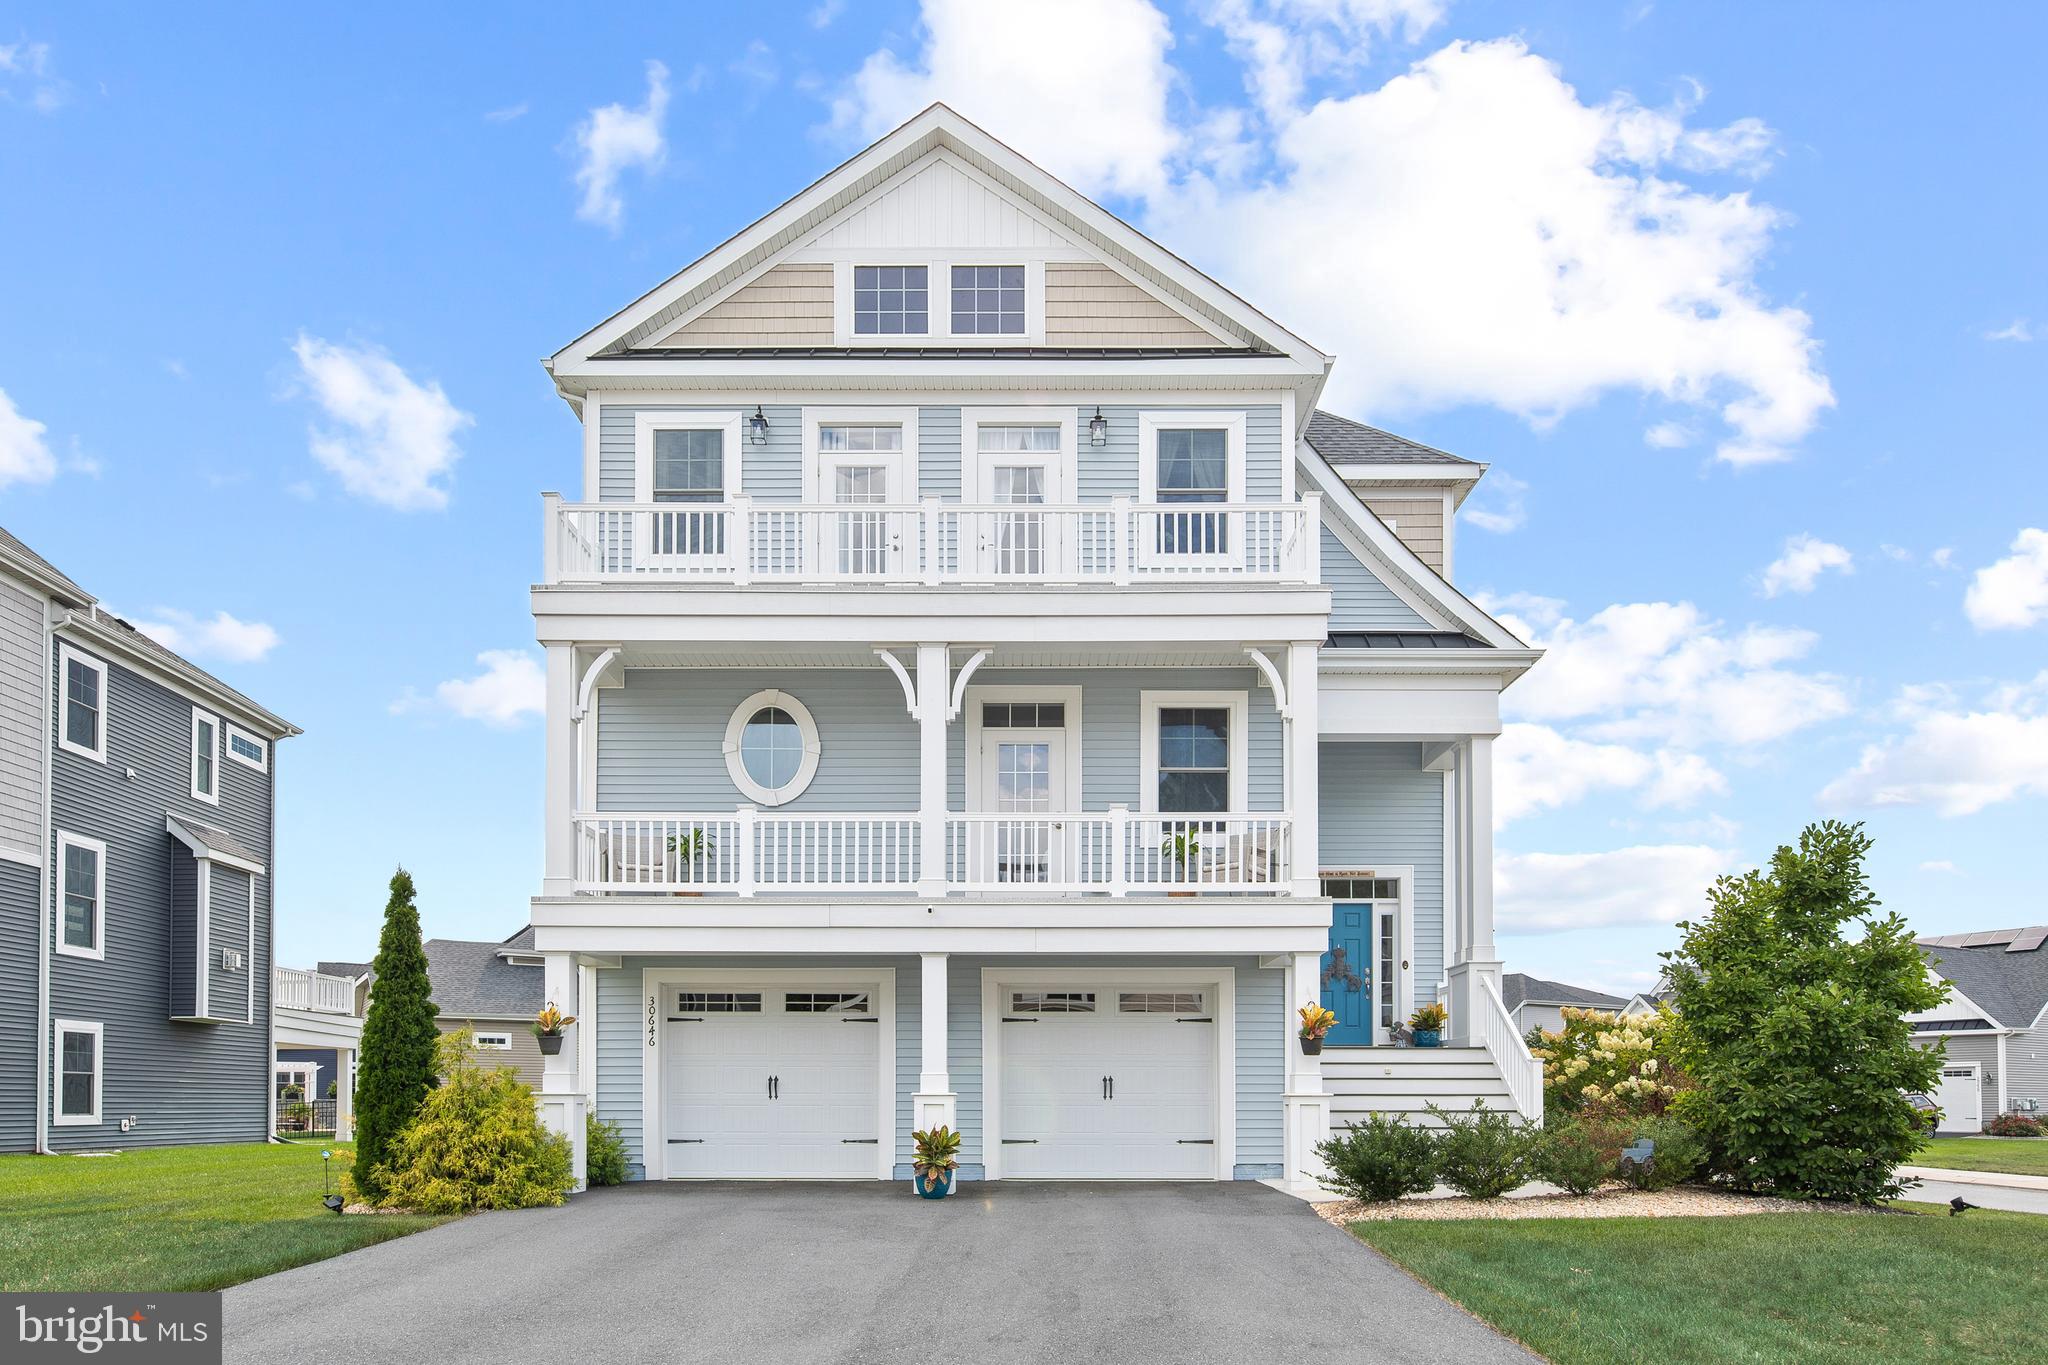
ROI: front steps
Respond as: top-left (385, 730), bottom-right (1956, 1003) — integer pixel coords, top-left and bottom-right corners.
top-left (1323, 1046), bottom-right (1517, 1128)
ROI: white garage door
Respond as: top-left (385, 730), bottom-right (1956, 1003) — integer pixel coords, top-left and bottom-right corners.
top-left (998, 986), bottom-right (1217, 1179)
top-left (1932, 1063), bottom-right (1982, 1134)
top-left (662, 986), bottom-right (880, 1178)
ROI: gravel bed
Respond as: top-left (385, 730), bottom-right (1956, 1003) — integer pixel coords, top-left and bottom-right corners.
top-left (1316, 1185), bottom-right (1878, 1224)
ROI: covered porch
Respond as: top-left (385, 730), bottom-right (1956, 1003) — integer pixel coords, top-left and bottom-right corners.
top-left (271, 966), bottom-right (363, 1140)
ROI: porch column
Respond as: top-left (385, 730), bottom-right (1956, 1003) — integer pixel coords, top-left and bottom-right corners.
top-left (334, 1046), bottom-right (354, 1140)
top-left (542, 644), bottom-right (578, 897)
top-left (914, 643), bottom-right (950, 896)
top-left (1287, 643), bottom-right (1321, 897)
top-left (1282, 950), bottom-right (1331, 1188)
top-left (1445, 736), bottom-right (1502, 1045)
top-left (537, 950), bottom-right (588, 1191)
top-left (912, 953), bottom-right (957, 1136)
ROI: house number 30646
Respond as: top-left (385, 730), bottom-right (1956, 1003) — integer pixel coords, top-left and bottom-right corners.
top-left (647, 994), bottom-right (658, 1047)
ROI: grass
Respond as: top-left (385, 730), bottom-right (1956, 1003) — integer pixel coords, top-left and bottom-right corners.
top-left (0, 1142), bottom-right (450, 1292)
top-left (1913, 1135), bottom-right (2048, 1177)
top-left (1352, 1207), bottom-right (2042, 1365)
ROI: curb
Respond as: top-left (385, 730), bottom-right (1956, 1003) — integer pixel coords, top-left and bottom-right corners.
top-left (1899, 1164), bottom-right (2048, 1191)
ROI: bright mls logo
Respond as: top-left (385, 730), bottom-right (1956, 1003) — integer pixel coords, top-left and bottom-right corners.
top-left (5, 1294), bottom-right (220, 1362)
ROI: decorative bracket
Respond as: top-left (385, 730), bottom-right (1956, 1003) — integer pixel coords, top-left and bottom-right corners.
top-left (948, 648), bottom-right (992, 723)
top-left (1245, 647), bottom-right (1290, 720)
top-left (573, 647), bottom-right (622, 721)
top-left (875, 649), bottom-right (920, 719)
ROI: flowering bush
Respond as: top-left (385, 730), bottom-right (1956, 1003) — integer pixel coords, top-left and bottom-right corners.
top-left (1983, 1112), bottom-right (2045, 1137)
top-left (1529, 1006), bottom-right (1687, 1120)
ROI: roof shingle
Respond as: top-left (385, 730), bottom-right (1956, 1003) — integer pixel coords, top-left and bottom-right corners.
top-left (1306, 410), bottom-right (1472, 468)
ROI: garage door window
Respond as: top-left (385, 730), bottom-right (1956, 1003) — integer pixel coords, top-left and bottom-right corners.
top-left (784, 991), bottom-right (870, 1014)
top-left (677, 991), bottom-right (762, 1013)
top-left (1117, 992), bottom-right (1205, 1014)
top-left (1011, 991), bottom-right (1096, 1013)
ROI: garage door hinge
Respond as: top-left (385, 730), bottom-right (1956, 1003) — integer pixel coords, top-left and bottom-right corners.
top-left (842, 1017), bottom-right (880, 1024)
top-left (841, 1138), bottom-right (879, 1144)
top-left (1000, 1139), bottom-right (1038, 1145)
top-left (1001, 1016), bottom-right (1039, 1023)
top-left (668, 1139), bottom-right (705, 1144)
top-left (1175, 1017), bottom-right (1212, 1023)
top-left (1176, 1139), bottom-right (1215, 1145)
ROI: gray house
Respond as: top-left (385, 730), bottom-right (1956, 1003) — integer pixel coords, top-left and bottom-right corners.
top-left (426, 929), bottom-right (545, 1088)
top-left (1908, 927), bottom-right (2048, 1134)
top-left (0, 526), bottom-right (298, 1152)
top-left (1501, 972), bottom-right (1629, 1036)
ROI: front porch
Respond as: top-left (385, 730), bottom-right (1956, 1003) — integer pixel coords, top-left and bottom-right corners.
top-left (271, 966), bottom-right (363, 1140)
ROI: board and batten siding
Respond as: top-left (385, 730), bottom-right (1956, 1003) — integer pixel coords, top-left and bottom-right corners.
top-left (1319, 742), bottom-right (1447, 1002)
top-left (1322, 526), bottom-right (1431, 631)
top-left (650, 263), bottom-right (833, 347)
top-left (46, 639), bottom-right (274, 1150)
top-left (596, 669), bottom-right (918, 813)
top-left (0, 859), bottom-right (38, 1151)
top-left (0, 574), bottom-right (44, 856)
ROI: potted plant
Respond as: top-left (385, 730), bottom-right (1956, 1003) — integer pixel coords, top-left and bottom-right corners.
top-left (279, 1082), bottom-right (304, 1103)
top-left (1408, 1001), bottom-right (1447, 1048)
top-left (666, 826), bottom-right (715, 896)
top-left (1160, 828), bottom-right (1202, 896)
top-left (1297, 1002), bottom-right (1337, 1055)
top-left (533, 1001), bottom-right (576, 1056)
top-left (911, 1124), bottom-right (962, 1198)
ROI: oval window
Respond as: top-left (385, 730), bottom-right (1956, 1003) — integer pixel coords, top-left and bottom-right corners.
top-left (741, 707), bottom-right (803, 791)
top-left (723, 690), bottom-right (820, 805)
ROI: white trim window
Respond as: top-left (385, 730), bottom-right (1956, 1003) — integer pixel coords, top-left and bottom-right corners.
top-left (56, 831), bottom-right (106, 961)
top-left (474, 1031), bottom-right (513, 1050)
top-left (191, 709), bottom-right (221, 804)
top-left (57, 643), bottom-right (108, 763)
top-left (950, 264), bottom-right (1026, 335)
top-left (632, 411), bottom-right (743, 503)
top-left (723, 689), bottom-right (822, 807)
top-left (1139, 691), bottom-right (1249, 814)
top-left (226, 724), bottom-right (268, 771)
top-left (54, 1019), bottom-right (103, 1126)
top-left (852, 264), bottom-right (929, 336)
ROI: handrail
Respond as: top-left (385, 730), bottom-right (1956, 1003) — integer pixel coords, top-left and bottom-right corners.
top-left (1474, 974), bottom-right (1545, 1123)
top-left (274, 966), bottom-right (357, 1015)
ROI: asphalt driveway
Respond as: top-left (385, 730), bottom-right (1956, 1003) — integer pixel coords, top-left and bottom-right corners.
top-left (223, 1182), bottom-right (1535, 1364)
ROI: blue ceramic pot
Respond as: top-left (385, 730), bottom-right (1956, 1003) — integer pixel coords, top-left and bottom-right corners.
top-left (1412, 1028), bottom-right (1442, 1048)
top-left (911, 1169), bottom-right (956, 1199)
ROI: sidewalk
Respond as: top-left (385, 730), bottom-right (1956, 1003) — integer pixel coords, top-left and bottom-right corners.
top-left (1896, 1164), bottom-right (2048, 1191)
top-left (1896, 1165), bottom-right (2048, 1215)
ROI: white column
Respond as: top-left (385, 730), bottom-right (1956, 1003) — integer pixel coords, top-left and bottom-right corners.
top-left (334, 1046), bottom-right (354, 1140)
top-left (542, 645), bottom-right (578, 897)
top-left (537, 950), bottom-right (588, 1191)
top-left (1445, 736), bottom-right (1502, 1045)
top-left (1287, 643), bottom-right (1321, 897)
top-left (914, 643), bottom-right (950, 896)
top-left (1281, 951), bottom-right (1330, 1188)
top-left (912, 953), bottom-right (957, 1136)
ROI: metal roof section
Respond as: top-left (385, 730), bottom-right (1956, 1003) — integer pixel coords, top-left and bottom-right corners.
top-left (1326, 631), bottom-right (1487, 649)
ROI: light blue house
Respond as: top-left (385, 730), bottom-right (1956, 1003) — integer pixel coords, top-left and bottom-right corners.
top-left (526, 106), bottom-right (1542, 1187)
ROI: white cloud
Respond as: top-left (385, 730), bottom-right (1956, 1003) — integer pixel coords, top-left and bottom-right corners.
top-left (1964, 528), bottom-right (2048, 631)
top-left (832, 0), bottom-right (1183, 201)
top-left (1929, 547), bottom-right (1956, 571)
top-left (1643, 421), bottom-right (1692, 450)
top-left (1919, 860), bottom-right (1962, 876)
top-left (400, 650), bottom-right (546, 728)
top-left (1488, 597), bottom-right (1851, 747)
top-left (810, 0), bottom-right (847, 26)
top-left (1461, 470), bottom-right (1527, 533)
top-left (1497, 843), bottom-right (1730, 932)
top-left (0, 38), bottom-right (65, 113)
top-left (1206, 0), bottom-right (1449, 123)
top-left (1984, 319), bottom-right (2032, 342)
top-left (132, 609), bottom-right (281, 664)
top-left (484, 102), bottom-right (529, 123)
top-left (289, 335), bottom-right (472, 512)
top-left (1494, 722), bottom-right (1725, 827)
top-left (574, 60), bottom-right (670, 231)
top-left (0, 386), bottom-right (57, 489)
top-left (731, 41), bottom-right (778, 91)
top-left (1758, 533), bottom-right (1852, 597)
top-left (1818, 673), bottom-right (2048, 817)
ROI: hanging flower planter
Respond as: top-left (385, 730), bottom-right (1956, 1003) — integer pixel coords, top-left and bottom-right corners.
top-left (534, 1001), bottom-right (576, 1056)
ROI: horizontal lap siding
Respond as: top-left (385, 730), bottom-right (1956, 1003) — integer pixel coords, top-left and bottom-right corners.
top-left (1319, 742), bottom-right (1447, 1002)
top-left (1323, 526), bottom-right (1431, 630)
top-left (1919, 1034), bottom-right (2000, 1121)
top-left (0, 860), bottom-right (36, 1151)
top-left (2005, 1030), bottom-right (2047, 1113)
top-left (439, 1019), bottom-right (545, 1090)
top-left (596, 404), bottom-right (802, 503)
top-left (597, 669), bottom-right (917, 813)
top-left (206, 864), bottom-right (252, 1021)
top-left (0, 577), bottom-right (42, 855)
top-left (919, 407), bottom-right (961, 500)
top-left (48, 643), bottom-right (274, 1149)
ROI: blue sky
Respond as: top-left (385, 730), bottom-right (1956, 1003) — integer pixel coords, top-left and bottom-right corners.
top-left (2, 2), bottom-right (2043, 994)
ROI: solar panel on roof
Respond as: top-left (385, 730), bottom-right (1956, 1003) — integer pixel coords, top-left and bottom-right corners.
top-left (2007, 927), bottom-right (2047, 953)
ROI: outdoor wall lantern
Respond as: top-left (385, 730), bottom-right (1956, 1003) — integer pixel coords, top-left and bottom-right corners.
top-left (749, 404), bottom-right (771, 445)
top-left (1088, 405), bottom-right (1109, 447)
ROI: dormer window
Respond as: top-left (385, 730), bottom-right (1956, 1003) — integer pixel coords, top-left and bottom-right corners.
top-left (853, 265), bottom-right (927, 336)
top-left (951, 265), bottom-right (1025, 334)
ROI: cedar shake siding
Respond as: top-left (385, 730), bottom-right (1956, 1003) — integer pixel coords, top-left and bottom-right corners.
top-left (1360, 497), bottom-right (1447, 573)
top-left (1043, 264), bottom-right (1225, 346)
top-left (652, 263), bottom-right (834, 347)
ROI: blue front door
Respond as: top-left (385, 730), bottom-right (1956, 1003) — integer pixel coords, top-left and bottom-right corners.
top-left (1321, 903), bottom-right (1373, 1046)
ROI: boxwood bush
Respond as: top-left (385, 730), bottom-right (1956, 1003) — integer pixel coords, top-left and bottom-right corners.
top-left (1315, 1113), bottom-right (1439, 1203)
top-left (587, 1114), bottom-right (631, 1185)
top-left (1428, 1102), bottom-right (1542, 1199)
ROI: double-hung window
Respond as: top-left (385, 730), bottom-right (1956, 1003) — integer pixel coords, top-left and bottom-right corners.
top-left (653, 427), bottom-right (725, 555)
top-left (853, 265), bottom-right (928, 336)
top-left (1155, 428), bottom-right (1229, 555)
top-left (1157, 708), bottom-right (1231, 815)
top-left (192, 710), bottom-right (220, 804)
top-left (58, 645), bottom-right (106, 762)
top-left (57, 832), bottom-right (105, 959)
top-left (55, 1020), bottom-right (102, 1125)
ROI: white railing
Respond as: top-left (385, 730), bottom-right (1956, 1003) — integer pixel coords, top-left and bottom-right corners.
top-left (543, 494), bottom-right (1320, 586)
top-left (274, 966), bottom-right (357, 1015)
top-left (574, 809), bottom-right (1293, 895)
top-left (1473, 975), bottom-right (1545, 1123)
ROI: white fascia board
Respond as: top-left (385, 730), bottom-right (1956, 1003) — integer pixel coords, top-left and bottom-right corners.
top-left (1330, 463), bottom-right (1488, 510)
top-left (0, 547), bottom-right (93, 611)
top-left (530, 919), bottom-right (1331, 957)
top-left (1319, 672), bottom-right (1505, 740)
top-left (273, 1009), bottom-right (367, 1049)
top-left (1295, 449), bottom-right (1532, 653)
top-left (549, 354), bottom-right (1322, 385)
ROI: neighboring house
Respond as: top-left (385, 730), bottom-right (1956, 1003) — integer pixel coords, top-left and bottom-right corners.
top-left (426, 929), bottom-right (545, 1088)
top-left (1503, 973), bottom-right (1628, 1036)
top-left (525, 105), bottom-right (1543, 1187)
top-left (273, 961), bottom-right (369, 1138)
top-left (1907, 927), bottom-right (2048, 1135)
top-left (1621, 989), bottom-right (1671, 1019)
top-left (0, 526), bottom-right (298, 1152)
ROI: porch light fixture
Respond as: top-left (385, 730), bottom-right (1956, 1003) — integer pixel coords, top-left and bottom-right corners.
top-left (749, 405), bottom-right (771, 445)
top-left (1088, 405), bottom-right (1108, 447)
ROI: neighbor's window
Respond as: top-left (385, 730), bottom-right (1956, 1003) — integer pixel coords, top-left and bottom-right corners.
top-left (853, 265), bottom-right (928, 336)
top-left (58, 834), bottom-right (104, 958)
top-left (56, 1023), bottom-right (101, 1123)
top-left (474, 1032), bottom-right (512, 1050)
top-left (1156, 707), bottom-right (1230, 813)
top-left (192, 711), bottom-right (219, 803)
top-left (951, 265), bottom-right (1025, 335)
top-left (59, 646), bottom-right (107, 761)
top-left (227, 726), bottom-right (267, 770)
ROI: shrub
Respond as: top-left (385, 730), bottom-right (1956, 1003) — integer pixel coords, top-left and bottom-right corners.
top-left (1619, 1116), bottom-right (1707, 1191)
top-left (587, 1115), bottom-right (630, 1185)
top-left (369, 1031), bottom-right (573, 1213)
top-left (1315, 1113), bottom-right (1439, 1204)
top-left (1530, 1007), bottom-right (1687, 1120)
top-left (1428, 1102), bottom-right (1542, 1199)
top-left (1984, 1112), bottom-right (2045, 1137)
top-left (347, 867), bottom-right (442, 1204)
top-left (1665, 821), bottom-right (1946, 1204)
top-left (1537, 1119), bottom-right (1625, 1194)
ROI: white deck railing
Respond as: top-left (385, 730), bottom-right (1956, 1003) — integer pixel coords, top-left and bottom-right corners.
top-left (574, 809), bottom-right (1293, 895)
top-left (1473, 974), bottom-right (1545, 1122)
top-left (274, 966), bottom-right (357, 1015)
top-left (543, 494), bottom-right (1320, 587)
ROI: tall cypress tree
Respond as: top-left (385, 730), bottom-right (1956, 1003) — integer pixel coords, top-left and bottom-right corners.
top-left (348, 867), bottom-right (441, 1203)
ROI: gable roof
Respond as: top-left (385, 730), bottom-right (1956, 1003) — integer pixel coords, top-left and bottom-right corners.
top-left (1306, 411), bottom-right (1473, 468)
top-left (0, 525), bottom-right (92, 606)
top-left (1503, 973), bottom-right (1629, 1012)
top-left (424, 937), bottom-right (544, 1020)
top-left (1918, 929), bottom-right (2048, 1030)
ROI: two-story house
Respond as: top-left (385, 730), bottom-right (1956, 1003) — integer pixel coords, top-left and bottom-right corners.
top-left (526, 106), bottom-right (1541, 1188)
top-left (0, 525), bottom-right (298, 1153)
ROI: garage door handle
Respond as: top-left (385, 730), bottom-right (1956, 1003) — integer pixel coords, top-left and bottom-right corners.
top-left (1000, 1139), bottom-right (1037, 1145)
top-left (842, 1016), bottom-right (880, 1024)
top-left (1175, 1017), bottom-right (1212, 1023)
top-left (841, 1138), bottom-right (879, 1144)
top-left (666, 1017), bottom-right (702, 1022)
top-left (1001, 1017), bottom-right (1039, 1023)
top-left (1176, 1139), bottom-right (1214, 1145)
top-left (668, 1139), bottom-right (704, 1144)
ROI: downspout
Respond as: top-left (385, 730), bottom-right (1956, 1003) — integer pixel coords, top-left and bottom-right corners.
top-left (34, 599), bottom-right (54, 1152)
top-left (1997, 1031), bottom-right (2008, 1118)
top-left (266, 743), bottom-right (279, 1143)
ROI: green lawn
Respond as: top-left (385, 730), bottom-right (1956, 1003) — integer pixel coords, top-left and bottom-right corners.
top-left (1352, 1208), bottom-right (2042, 1365)
top-left (1913, 1136), bottom-right (2048, 1177)
top-left (0, 1142), bottom-right (450, 1293)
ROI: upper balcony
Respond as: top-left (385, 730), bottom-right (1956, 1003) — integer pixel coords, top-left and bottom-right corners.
top-left (274, 966), bottom-right (358, 1014)
top-left (542, 494), bottom-right (1320, 589)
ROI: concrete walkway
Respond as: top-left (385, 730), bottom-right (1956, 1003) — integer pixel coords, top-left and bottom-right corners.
top-left (223, 1182), bottom-right (1537, 1365)
top-left (1896, 1167), bottom-right (2048, 1216)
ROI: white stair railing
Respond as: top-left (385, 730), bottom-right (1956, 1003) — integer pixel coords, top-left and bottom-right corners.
top-left (1473, 974), bottom-right (1545, 1123)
